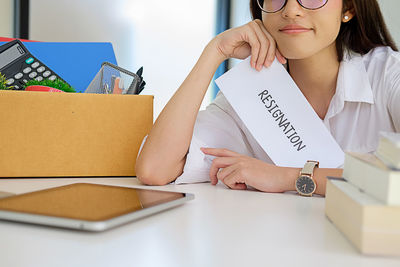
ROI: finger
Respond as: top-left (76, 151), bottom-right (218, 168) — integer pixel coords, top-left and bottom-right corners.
top-left (226, 182), bottom-right (247, 190)
top-left (223, 170), bottom-right (248, 190)
top-left (209, 157), bottom-right (240, 185)
top-left (254, 20), bottom-right (276, 65)
top-left (249, 20), bottom-right (270, 71)
top-left (243, 23), bottom-right (262, 69)
top-left (265, 36), bottom-right (277, 67)
top-left (201, 147), bottom-right (241, 158)
top-left (275, 48), bottom-right (287, 64)
top-left (254, 20), bottom-right (276, 67)
top-left (217, 164), bottom-right (237, 182)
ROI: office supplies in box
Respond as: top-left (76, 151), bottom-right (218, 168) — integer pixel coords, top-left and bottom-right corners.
top-left (85, 62), bottom-right (144, 95)
top-left (0, 40), bottom-right (118, 92)
top-left (0, 40), bottom-right (71, 90)
top-left (0, 90), bottom-right (153, 177)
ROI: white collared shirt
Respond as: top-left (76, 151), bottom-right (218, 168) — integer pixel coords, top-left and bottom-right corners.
top-left (175, 46), bottom-right (400, 184)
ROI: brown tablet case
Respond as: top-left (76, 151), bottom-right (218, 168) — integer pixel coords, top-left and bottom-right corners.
top-left (0, 183), bottom-right (143, 221)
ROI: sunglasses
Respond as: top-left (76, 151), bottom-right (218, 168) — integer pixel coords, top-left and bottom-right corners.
top-left (256, 0), bottom-right (328, 13)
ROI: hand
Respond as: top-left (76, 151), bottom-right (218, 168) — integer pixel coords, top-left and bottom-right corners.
top-left (210, 19), bottom-right (287, 71)
top-left (201, 147), bottom-right (296, 192)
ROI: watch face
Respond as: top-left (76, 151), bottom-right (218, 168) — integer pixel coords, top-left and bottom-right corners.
top-left (296, 176), bottom-right (316, 195)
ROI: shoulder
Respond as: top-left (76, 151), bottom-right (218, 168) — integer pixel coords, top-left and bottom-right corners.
top-left (201, 91), bottom-right (250, 133)
top-left (355, 47), bottom-right (400, 98)
top-left (361, 47), bottom-right (400, 123)
top-left (210, 91), bottom-right (232, 109)
top-left (361, 46), bottom-right (400, 78)
top-left (197, 91), bottom-right (236, 124)
top-left (206, 91), bottom-right (236, 116)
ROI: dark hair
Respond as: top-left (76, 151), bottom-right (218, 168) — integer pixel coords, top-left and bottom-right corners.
top-left (250, 0), bottom-right (398, 61)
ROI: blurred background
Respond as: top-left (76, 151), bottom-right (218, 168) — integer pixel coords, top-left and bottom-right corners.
top-left (0, 0), bottom-right (399, 118)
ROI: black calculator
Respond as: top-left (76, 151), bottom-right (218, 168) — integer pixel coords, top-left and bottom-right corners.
top-left (0, 40), bottom-right (70, 90)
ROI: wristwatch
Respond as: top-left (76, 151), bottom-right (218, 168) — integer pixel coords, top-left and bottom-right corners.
top-left (295, 160), bottom-right (319, 196)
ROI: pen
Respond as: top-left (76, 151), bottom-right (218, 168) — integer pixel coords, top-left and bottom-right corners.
top-left (110, 75), bottom-right (116, 94)
top-left (136, 67), bottom-right (143, 77)
top-left (136, 67), bottom-right (146, 94)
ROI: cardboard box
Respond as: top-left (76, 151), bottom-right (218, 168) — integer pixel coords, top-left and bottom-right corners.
top-left (0, 90), bottom-right (153, 177)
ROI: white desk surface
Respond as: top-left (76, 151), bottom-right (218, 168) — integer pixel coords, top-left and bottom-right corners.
top-left (0, 178), bottom-right (399, 267)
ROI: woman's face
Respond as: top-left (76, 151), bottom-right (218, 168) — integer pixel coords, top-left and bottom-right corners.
top-left (262, 0), bottom-right (344, 60)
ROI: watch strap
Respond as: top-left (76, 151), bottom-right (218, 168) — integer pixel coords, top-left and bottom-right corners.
top-left (300, 160), bottom-right (319, 176)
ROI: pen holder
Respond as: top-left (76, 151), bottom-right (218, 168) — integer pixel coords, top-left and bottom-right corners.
top-left (85, 62), bottom-right (140, 94)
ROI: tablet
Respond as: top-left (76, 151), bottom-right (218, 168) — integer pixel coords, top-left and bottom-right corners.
top-left (0, 183), bottom-right (194, 231)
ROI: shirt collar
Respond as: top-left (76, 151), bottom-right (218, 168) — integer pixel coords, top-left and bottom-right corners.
top-left (339, 50), bottom-right (375, 104)
top-left (324, 50), bottom-right (374, 123)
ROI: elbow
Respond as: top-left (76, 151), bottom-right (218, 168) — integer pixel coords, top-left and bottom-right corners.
top-left (135, 161), bottom-right (173, 186)
top-left (135, 147), bottom-right (184, 186)
top-left (136, 173), bottom-right (171, 186)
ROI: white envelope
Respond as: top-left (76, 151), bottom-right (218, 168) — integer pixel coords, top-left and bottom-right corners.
top-left (215, 58), bottom-right (344, 168)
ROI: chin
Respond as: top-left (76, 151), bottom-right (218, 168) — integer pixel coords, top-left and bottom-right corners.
top-left (277, 45), bottom-right (317, 60)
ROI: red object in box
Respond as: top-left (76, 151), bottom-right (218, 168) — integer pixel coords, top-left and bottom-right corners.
top-left (25, 85), bottom-right (64, 93)
top-left (0, 37), bottom-right (37, 42)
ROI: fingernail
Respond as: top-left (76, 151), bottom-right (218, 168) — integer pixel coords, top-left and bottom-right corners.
top-left (257, 64), bottom-right (262, 71)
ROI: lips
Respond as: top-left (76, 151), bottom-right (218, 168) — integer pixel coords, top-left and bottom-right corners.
top-left (279, 24), bottom-right (312, 34)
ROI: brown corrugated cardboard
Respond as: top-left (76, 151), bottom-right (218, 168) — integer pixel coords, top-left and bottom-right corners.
top-left (0, 90), bottom-right (153, 177)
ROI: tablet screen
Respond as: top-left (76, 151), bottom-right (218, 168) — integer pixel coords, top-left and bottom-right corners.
top-left (0, 183), bottom-right (185, 221)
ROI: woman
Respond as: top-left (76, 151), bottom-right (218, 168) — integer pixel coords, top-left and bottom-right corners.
top-left (136, 0), bottom-right (400, 195)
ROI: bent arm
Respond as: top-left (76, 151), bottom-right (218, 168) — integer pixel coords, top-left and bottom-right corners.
top-left (135, 42), bottom-right (225, 185)
top-left (136, 20), bottom-right (284, 185)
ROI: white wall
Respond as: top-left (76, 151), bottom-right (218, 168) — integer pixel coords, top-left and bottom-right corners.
top-left (0, 0), bottom-right (13, 37)
top-left (378, 0), bottom-right (400, 46)
top-left (29, 0), bottom-right (217, 118)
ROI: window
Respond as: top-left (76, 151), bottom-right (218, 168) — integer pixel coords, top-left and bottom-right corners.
top-left (28, 0), bottom-right (218, 117)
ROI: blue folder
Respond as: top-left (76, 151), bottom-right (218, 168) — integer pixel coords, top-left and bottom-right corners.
top-left (0, 42), bottom-right (118, 93)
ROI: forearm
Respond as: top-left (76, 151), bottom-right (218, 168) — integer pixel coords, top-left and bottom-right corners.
top-left (282, 167), bottom-right (343, 196)
top-left (136, 42), bottom-right (225, 185)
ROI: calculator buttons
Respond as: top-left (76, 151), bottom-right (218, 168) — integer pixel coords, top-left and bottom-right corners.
top-left (49, 75), bottom-right (57, 81)
top-left (29, 72), bottom-right (38, 79)
top-left (25, 57), bottom-right (34, 64)
top-left (35, 76), bottom-right (43, 82)
top-left (6, 79), bottom-right (14, 85)
top-left (22, 79), bottom-right (28, 84)
top-left (31, 62), bottom-right (40, 68)
top-left (43, 71), bottom-right (51, 78)
top-left (14, 73), bottom-right (23, 79)
top-left (14, 85), bottom-right (20, 90)
top-left (23, 67), bottom-right (32, 74)
top-left (37, 66), bottom-right (45, 73)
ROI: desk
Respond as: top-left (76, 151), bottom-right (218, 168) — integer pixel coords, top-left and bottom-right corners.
top-left (0, 178), bottom-right (399, 267)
